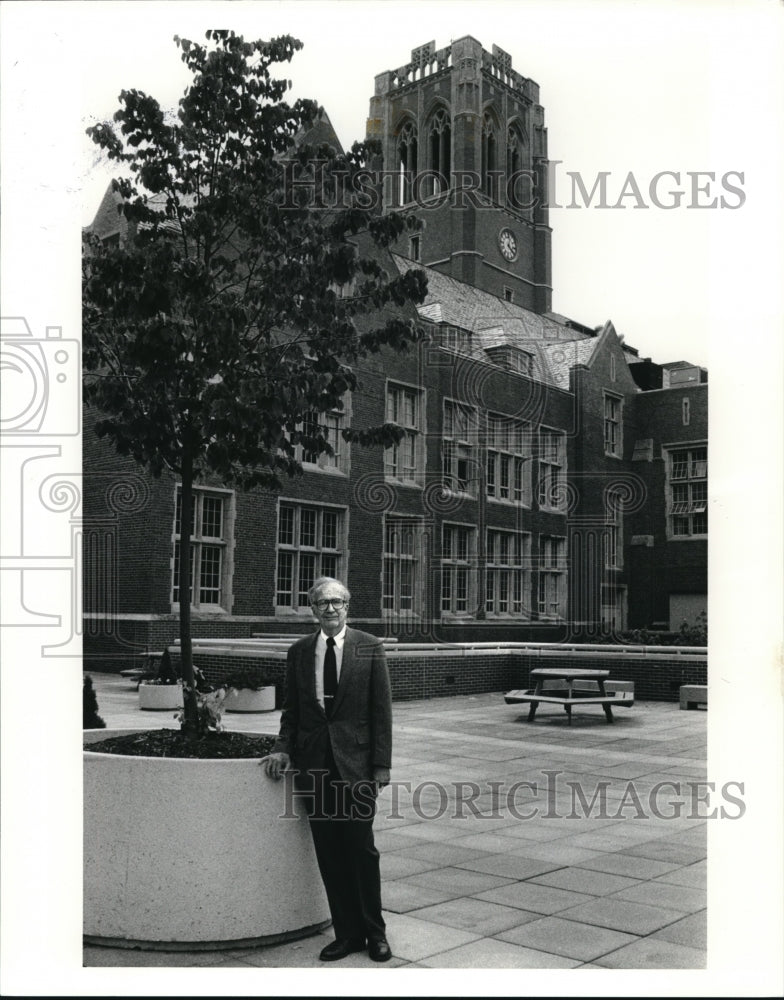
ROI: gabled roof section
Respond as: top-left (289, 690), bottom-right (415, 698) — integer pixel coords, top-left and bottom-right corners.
top-left (295, 108), bottom-right (344, 155)
top-left (393, 254), bottom-right (602, 390)
top-left (394, 254), bottom-right (588, 345)
top-left (542, 337), bottom-right (599, 389)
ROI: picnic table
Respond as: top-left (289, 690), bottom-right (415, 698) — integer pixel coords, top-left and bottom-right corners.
top-left (505, 667), bottom-right (634, 724)
top-left (119, 651), bottom-right (164, 688)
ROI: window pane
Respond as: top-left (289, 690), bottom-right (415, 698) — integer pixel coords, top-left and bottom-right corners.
top-left (201, 496), bottom-right (223, 539)
top-left (400, 561), bottom-right (413, 609)
top-left (671, 452), bottom-right (689, 478)
top-left (456, 567), bottom-right (468, 611)
top-left (276, 551), bottom-right (293, 606)
top-left (499, 454), bottom-right (510, 498)
top-left (279, 505), bottom-right (295, 546)
top-left (322, 509), bottom-right (338, 550)
top-left (300, 508), bottom-right (317, 547)
top-left (199, 545), bottom-right (222, 603)
top-left (298, 553), bottom-right (316, 604)
top-left (441, 568), bottom-right (452, 610)
top-left (692, 511), bottom-right (708, 534)
top-left (175, 489), bottom-right (196, 537)
top-left (320, 553), bottom-right (338, 579)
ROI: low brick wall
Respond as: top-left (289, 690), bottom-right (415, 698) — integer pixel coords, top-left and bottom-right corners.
top-left (168, 643), bottom-right (707, 705)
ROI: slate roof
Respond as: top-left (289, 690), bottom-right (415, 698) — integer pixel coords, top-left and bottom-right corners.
top-left (393, 253), bottom-right (601, 390)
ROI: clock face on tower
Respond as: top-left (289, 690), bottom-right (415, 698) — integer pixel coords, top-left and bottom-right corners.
top-left (498, 227), bottom-right (518, 262)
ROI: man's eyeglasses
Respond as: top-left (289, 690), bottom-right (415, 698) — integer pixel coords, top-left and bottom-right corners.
top-left (313, 598), bottom-right (347, 611)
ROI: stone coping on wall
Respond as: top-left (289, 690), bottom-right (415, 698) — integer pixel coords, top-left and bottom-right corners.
top-left (166, 637), bottom-right (707, 663)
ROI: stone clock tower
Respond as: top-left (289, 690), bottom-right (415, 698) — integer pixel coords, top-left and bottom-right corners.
top-left (367, 36), bottom-right (552, 314)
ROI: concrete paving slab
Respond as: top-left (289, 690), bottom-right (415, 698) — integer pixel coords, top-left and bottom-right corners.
top-left (398, 841), bottom-right (491, 866)
top-left (650, 864), bottom-right (707, 889)
top-left (474, 881), bottom-right (595, 915)
top-left (447, 830), bottom-right (551, 853)
top-left (575, 853), bottom-right (685, 879)
top-left (399, 866), bottom-right (516, 897)
top-left (594, 937), bottom-right (706, 969)
top-left (389, 819), bottom-right (483, 842)
top-left (649, 910), bottom-right (707, 950)
top-left (506, 842), bottom-right (607, 866)
top-left (617, 840), bottom-right (707, 865)
top-left (453, 854), bottom-right (563, 880)
top-left (380, 881), bottom-right (455, 914)
top-left (83, 945), bottom-right (229, 967)
top-left (557, 831), bottom-right (646, 853)
top-left (529, 866), bottom-right (642, 896)
top-left (408, 897), bottom-right (540, 935)
top-left (380, 852), bottom-right (443, 880)
top-left (417, 937), bottom-right (581, 969)
top-left (496, 915), bottom-right (638, 962)
top-left (558, 897), bottom-right (686, 935)
top-left (608, 880), bottom-right (706, 913)
top-left (379, 912), bottom-right (480, 962)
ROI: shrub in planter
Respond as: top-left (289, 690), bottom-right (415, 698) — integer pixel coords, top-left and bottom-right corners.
top-left (83, 674), bottom-right (106, 729)
top-left (138, 649), bottom-right (186, 710)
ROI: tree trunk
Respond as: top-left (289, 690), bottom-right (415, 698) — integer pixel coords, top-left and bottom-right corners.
top-left (178, 449), bottom-right (199, 732)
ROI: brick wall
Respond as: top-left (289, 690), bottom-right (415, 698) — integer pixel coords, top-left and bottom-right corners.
top-left (626, 384), bottom-right (708, 627)
top-left (166, 645), bottom-right (706, 705)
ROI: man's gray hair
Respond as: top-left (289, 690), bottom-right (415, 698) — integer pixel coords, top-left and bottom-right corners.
top-left (308, 577), bottom-right (351, 605)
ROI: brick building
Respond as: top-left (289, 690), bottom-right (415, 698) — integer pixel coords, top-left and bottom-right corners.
top-left (83, 37), bottom-right (707, 669)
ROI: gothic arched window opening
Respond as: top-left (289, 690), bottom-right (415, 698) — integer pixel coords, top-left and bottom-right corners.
top-left (507, 125), bottom-right (526, 210)
top-left (427, 108), bottom-right (451, 197)
top-left (397, 120), bottom-right (417, 206)
top-left (482, 114), bottom-right (498, 201)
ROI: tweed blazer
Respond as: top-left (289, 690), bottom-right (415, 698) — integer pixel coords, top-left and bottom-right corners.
top-left (273, 627), bottom-right (392, 787)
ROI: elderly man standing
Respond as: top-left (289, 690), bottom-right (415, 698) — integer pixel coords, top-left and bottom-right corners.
top-left (262, 576), bottom-right (393, 962)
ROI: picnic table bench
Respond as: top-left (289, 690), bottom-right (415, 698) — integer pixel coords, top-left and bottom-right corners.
top-left (120, 651), bottom-right (165, 688)
top-left (505, 668), bottom-right (634, 724)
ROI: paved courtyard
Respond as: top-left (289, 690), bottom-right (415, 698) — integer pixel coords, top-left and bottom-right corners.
top-left (85, 672), bottom-right (708, 971)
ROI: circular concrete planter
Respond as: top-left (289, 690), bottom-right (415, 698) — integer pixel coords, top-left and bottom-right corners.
top-left (225, 686), bottom-right (275, 713)
top-left (83, 729), bottom-right (330, 949)
top-left (138, 681), bottom-right (183, 711)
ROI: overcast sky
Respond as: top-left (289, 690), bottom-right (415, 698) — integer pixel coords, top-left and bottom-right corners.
top-left (57, 0), bottom-right (777, 369)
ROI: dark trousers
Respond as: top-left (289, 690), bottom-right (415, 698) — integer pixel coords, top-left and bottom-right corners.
top-left (300, 742), bottom-right (385, 942)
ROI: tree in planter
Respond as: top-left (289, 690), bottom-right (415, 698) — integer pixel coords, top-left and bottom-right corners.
top-left (83, 30), bottom-right (427, 735)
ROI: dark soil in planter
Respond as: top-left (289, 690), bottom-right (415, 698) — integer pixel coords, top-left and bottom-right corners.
top-left (85, 729), bottom-right (277, 759)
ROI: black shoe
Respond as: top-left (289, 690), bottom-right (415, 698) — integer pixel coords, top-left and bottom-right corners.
top-left (368, 936), bottom-right (392, 962)
top-left (319, 937), bottom-right (366, 962)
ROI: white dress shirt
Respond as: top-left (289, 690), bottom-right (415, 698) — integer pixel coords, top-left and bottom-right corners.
top-left (314, 625), bottom-right (347, 710)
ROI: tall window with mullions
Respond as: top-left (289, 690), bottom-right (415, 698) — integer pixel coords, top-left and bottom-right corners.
top-left (276, 502), bottom-right (345, 609)
top-left (172, 487), bottom-right (231, 609)
top-left (667, 446), bottom-right (707, 537)
top-left (382, 515), bottom-right (423, 617)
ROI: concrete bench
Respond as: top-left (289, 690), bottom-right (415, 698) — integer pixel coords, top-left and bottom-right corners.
top-left (505, 679), bottom-right (634, 724)
top-left (680, 684), bottom-right (708, 710)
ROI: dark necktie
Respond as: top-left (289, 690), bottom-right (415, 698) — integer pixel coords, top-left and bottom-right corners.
top-left (323, 636), bottom-right (337, 718)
